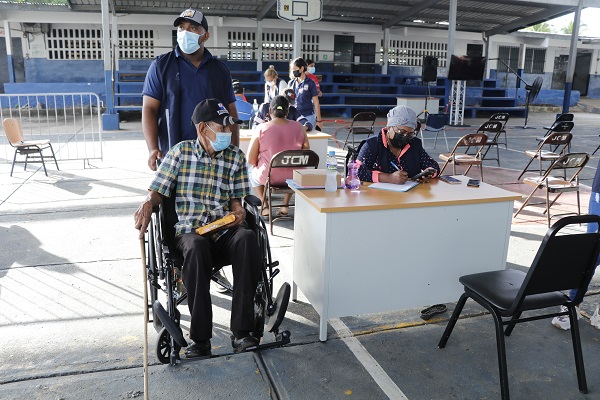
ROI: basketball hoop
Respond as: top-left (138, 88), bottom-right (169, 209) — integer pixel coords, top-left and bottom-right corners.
top-left (277, 0), bottom-right (323, 22)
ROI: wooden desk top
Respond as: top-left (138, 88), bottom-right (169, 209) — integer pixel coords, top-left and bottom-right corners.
top-left (291, 175), bottom-right (522, 213)
top-left (239, 129), bottom-right (331, 140)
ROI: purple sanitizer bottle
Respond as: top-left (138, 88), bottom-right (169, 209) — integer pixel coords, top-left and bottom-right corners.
top-left (345, 157), bottom-right (360, 190)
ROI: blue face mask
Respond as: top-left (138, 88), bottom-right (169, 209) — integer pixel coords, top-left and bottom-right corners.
top-left (206, 124), bottom-right (232, 151)
top-left (177, 30), bottom-right (202, 54)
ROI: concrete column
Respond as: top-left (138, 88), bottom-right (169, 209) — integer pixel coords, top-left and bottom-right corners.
top-left (293, 19), bottom-right (302, 60)
top-left (257, 20), bottom-right (263, 71)
top-left (4, 20), bottom-right (15, 83)
top-left (382, 28), bottom-right (390, 75)
top-left (101, 0), bottom-right (119, 129)
top-left (517, 43), bottom-right (526, 90)
top-left (563, 0), bottom-right (583, 113)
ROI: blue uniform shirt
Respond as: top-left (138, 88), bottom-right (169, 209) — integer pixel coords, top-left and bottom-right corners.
top-left (143, 47), bottom-right (236, 152)
top-left (289, 77), bottom-right (318, 117)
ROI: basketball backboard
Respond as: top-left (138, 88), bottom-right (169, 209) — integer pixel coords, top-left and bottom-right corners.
top-left (277, 0), bottom-right (322, 22)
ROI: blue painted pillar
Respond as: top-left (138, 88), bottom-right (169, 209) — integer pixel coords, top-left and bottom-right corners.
top-left (4, 21), bottom-right (15, 83)
top-left (100, 0), bottom-right (119, 130)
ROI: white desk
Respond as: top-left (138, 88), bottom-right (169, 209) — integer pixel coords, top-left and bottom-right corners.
top-left (239, 129), bottom-right (331, 169)
top-left (290, 176), bottom-right (521, 341)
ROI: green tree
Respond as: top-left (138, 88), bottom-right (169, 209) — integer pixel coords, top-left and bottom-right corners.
top-left (561, 21), bottom-right (588, 35)
top-left (524, 22), bottom-right (554, 33)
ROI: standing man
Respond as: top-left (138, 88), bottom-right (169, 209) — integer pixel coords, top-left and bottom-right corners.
top-left (142, 8), bottom-right (240, 172)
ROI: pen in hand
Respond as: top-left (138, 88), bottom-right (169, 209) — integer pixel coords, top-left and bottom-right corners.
top-left (390, 161), bottom-right (401, 171)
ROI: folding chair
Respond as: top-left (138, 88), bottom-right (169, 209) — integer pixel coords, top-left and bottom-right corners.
top-left (421, 113), bottom-right (449, 151)
top-left (465, 120), bottom-right (504, 173)
top-left (439, 214), bottom-right (600, 400)
top-left (536, 119), bottom-right (575, 152)
top-left (514, 152), bottom-right (589, 226)
top-left (235, 99), bottom-right (253, 129)
top-left (439, 133), bottom-right (488, 181)
top-left (488, 112), bottom-right (510, 148)
top-left (517, 131), bottom-right (573, 180)
top-left (2, 118), bottom-right (59, 177)
top-left (263, 149), bottom-right (319, 234)
top-left (342, 112), bottom-right (376, 150)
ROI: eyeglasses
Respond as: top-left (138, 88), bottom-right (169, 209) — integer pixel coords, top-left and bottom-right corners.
top-left (389, 127), bottom-right (414, 137)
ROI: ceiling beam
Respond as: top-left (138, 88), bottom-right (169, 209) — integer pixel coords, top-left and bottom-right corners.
top-left (485, 6), bottom-right (574, 36)
top-left (383, 0), bottom-right (441, 29)
top-left (257, 0), bottom-right (276, 21)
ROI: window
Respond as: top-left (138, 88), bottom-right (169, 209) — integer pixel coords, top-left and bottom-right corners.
top-left (302, 34), bottom-right (319, 62)
top-left (47, 28), bottom-right (155, 60)
top-left (498, 46), bottom-right (545, 74)
top-left (228, 31), bottom-right (256, 60)
top-left (261, 32), bottom-right (292, 61)
top-left (384, 40), bottom-right (447, 67)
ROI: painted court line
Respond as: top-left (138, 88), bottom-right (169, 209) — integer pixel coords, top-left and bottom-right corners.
top-left (329, 318), bottom-right (409, 399)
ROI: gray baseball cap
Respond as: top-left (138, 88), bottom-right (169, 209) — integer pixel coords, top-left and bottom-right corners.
top-left (387, 105), bottom-right (417, 129)
top-left (174, 9), bottom-right (209, 32)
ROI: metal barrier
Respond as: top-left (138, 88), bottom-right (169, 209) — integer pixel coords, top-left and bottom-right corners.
top-left (0, 93), bottom-right (103, 164)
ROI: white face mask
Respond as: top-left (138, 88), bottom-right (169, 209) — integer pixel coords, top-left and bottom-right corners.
top-left (266, 81), bottom-right (275, 87)
top-left (177, 30), bottom-right (203, 54)
top-left (308, 67), bottom-right (316, 74)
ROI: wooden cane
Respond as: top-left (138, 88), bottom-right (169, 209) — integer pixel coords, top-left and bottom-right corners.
top-left (139, 238), bottom-right (149, 400)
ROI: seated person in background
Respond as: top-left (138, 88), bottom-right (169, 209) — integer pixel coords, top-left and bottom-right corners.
top-left (134, 98), bottom-right (262, 357)
top-left (305, 59), bottom-right (322, 97)
top-left (264, 65), bottom-right (288, 104)
top-left (252, 88), bottom-right (313, 132)
top-left (232, 79), bottom-right (247, 102)
top-left (356, 105), bottom-right (440, 184)
top-left (247, 95), bottom-right (310, 217)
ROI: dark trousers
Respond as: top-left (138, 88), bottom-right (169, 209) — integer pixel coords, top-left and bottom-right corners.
top-left (174, 225), bottom-right (261, 342)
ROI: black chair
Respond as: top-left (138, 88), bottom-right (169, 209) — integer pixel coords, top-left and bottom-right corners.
top-left (438, 214), bottom-right (600, 400)
top-left (421, 113), bottom-right (449, 151)
top-left (536, 119), bottom-right (575, 152)
top-left (488, 112), bottom-right (510, 148)
top-left (144, 193), bottom-right (291, 365)
top-left (342, 112), bottom-right (376, 150)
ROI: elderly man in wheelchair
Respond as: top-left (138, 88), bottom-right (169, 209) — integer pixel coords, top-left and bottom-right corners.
top-left (135, 99), bottom-right (290, 364)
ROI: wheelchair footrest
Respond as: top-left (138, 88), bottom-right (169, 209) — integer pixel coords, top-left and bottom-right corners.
top-left (153, 300), bottom-right (188, 348)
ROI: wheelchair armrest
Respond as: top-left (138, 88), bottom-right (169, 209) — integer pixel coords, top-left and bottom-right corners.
top-left (244, 194), bottom-right (262, 208)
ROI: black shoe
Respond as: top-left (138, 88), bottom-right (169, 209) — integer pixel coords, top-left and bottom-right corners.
top-left (230, 335), bottom-right (259, 353)
top-left (420, 304), bottom-right (447, 320)
top-left (185, 340), bottom-right (211, 358)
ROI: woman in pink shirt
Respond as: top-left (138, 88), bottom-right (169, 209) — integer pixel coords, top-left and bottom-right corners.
top-left (247, 95), bottom-right (309, 217)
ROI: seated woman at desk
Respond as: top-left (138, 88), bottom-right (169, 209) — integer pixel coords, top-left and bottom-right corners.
top-left (252, 88), bottom-right (313, 132)
top-left (356, 105), bottom-right (440, 184)
top-left (247, 95), bottom-right (310, 217)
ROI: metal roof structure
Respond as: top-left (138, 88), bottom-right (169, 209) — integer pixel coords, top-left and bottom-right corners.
top-left (2, 0), bottom-right (600, 36)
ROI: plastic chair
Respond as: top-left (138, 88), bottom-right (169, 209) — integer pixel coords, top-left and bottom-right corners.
top-left (235, 99), bottom-right (253, 128)
top-left (439, 214), bottom-right (600, 399)
top-left (438, 133), bottom-right (488, 181)
top-left (421, 113), bottom-right (449, 151)
top-left (517, 130), bottom-right (573, 180)
top-left (263, 149), bottom-right (320, 234)
top-left (2, 118), bottom-right (59, 177)
top-left (342, 112), bottom-right (376, 150)
top-left (488, 113), bottom-right (510, 148)
top-left (514, 152), bottom-right (589, 226)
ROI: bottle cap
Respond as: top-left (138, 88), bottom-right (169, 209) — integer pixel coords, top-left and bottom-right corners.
top-left (328, 150), bottom-right (335, 156)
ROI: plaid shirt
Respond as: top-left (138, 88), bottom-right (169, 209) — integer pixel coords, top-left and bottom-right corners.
top-left (149, 139), bottom-right (250, 240)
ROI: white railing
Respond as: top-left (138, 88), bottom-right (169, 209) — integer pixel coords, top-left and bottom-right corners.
top-left (0, 93), bottom-right (103, 163)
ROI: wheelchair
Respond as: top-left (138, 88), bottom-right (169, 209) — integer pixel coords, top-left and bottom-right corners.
top-left (144, 193), bottom-right (291, 365)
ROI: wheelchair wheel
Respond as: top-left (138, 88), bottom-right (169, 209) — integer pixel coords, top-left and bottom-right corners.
top-left (156, 327), bottom-right (181, 365)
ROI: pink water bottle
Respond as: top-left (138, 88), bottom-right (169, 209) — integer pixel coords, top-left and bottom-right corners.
top-left (345, 159), bottom-right (360, 189)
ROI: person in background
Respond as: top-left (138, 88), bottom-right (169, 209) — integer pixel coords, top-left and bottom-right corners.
top-left (288, 57), bottom-right (323, 131)
top-left (232, 79), bottom-right (247, 102)
top-left (142, 8), bottom-right (239, 171)
top-left (551, 158), bottom-right (600, 331)
top-left (252, 88), bottom-right (313, 132)
top-left (247, 95), bottom-right (310, 217)
top-left (263, 65), bottom-right (288, 104)
top-left (356, 105), bottom-right (440, 184)
top-left (134, 99), bottom-right (262, 357)
top-left (305, 59), bottom-right (322, 97)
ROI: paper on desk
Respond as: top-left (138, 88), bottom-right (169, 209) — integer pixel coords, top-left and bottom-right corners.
top-left (369, 181), bottom-right (419, 192)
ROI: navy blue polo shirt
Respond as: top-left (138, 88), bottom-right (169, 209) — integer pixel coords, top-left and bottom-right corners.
top-left (289, 77), bottom-right (318, 117)
top-left (143, 47), bottom-right (236, 144)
